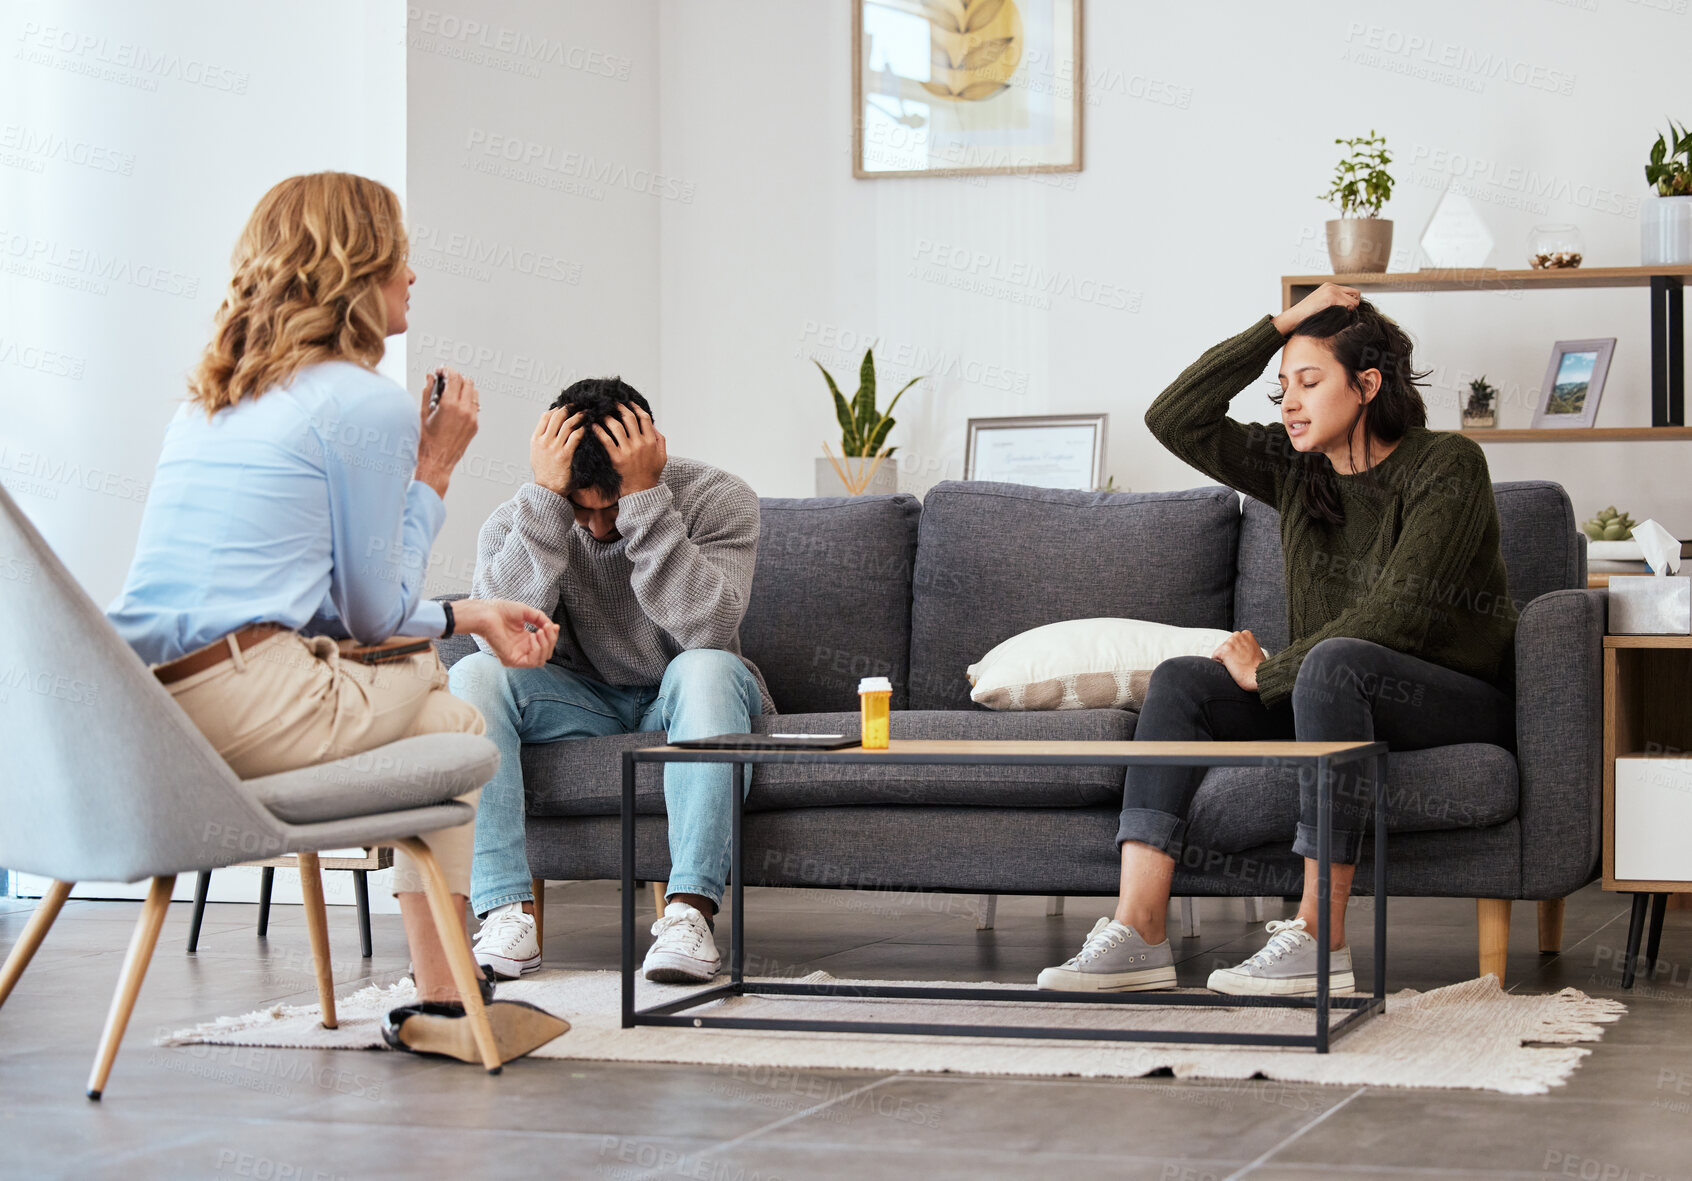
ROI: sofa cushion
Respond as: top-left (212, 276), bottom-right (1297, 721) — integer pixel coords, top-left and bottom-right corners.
top-left (1230, 480), bottom-right (1584, 646)
top-left (1183, 743), bottom-right (1519, 855)
top-left (907, 482), bottom-right (1242, 711)
top-left (740, 494), bottom-right (921, 714)
top-left (519, 707), bottom-right (1136, 817)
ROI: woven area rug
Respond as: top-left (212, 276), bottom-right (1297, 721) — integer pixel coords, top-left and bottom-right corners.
top-left (161, 970), bottom-right (1625, 1095)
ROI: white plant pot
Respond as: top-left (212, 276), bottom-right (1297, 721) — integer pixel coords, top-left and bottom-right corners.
top-left (1641, 195), bottom-right (1692, 265)
top-left (814, 455), bottom-right (898, 497)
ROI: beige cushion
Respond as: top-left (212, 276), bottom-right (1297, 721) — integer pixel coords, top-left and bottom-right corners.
top-left (967, 618), bottom-right (1234, 712)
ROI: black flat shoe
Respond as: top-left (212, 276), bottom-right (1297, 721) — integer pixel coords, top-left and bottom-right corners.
top-left (381, 999), bottom-right (570, 1068)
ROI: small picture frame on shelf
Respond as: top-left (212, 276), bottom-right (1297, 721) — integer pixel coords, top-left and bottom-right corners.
top-left (964, 414), bottom-right (1107, 490)
top-left (1530, 338), bottom-right (1616, 430)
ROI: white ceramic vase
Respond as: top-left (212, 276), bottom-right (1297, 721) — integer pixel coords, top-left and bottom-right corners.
top-left (1641, 195), bottom-right (1692, 265)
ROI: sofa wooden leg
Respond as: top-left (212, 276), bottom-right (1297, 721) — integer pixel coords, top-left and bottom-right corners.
top-left (1178, 897), bottom-right (1200, 939)
top-left (1045, 896), bottom-right (1064, 917)
top-left (1537, 898), bottom-right (1566, 954)
top-left (651, 881), bottom-right (667, 919)
top-left (1477, 899), bottom-right (1511, 983)
top-left (530, 877), bottom-right (545, 955)
top-left (976, 896), bottom-right (997, 930)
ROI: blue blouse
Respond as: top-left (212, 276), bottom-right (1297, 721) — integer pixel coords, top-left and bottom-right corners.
top-left (107, 360), bottom-right (448, 665)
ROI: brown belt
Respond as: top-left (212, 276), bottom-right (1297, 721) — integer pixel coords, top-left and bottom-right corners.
top-left (152, 623), bottom-right (290, 685)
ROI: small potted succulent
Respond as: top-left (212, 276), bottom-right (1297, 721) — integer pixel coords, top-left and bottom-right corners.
top-left (1322, 130), bottom-right (1395, 273)
top-left (1642, 119), bottom-right (1692, 265)
top-left (1463, 376), bottom-right (1498, 429)
top-left (813, 347), bottom-right (921, 496)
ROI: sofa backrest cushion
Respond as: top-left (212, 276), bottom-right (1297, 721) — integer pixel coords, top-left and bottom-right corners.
top-left (741, 494), bottom-right (921, 713)
top-left (1231, 479), bottom-right (1585, 643)
top-left (907, 481), bottom-right (1242, 711)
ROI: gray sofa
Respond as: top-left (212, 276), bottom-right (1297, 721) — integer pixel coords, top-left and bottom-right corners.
top-left (436, 478), bottom-right (1603, 980)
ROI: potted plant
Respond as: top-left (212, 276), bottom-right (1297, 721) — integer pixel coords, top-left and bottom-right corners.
top-left (813, 348), bottom-right (921, 496)
top-left (1321, 130), bottom-right (1395, 274)
top-left (1463, 375), bottom-right (1498, 429)
top-left (1642, 119), bottom-right (1692, 265)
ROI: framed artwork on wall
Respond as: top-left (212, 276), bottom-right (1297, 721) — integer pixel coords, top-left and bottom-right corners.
top-left (853, 0), bottom-right (1083, 179)
top-left (964, 413), bottom-right (1106, 490)
top-left (1530, 338), bottom-right (1616, 430)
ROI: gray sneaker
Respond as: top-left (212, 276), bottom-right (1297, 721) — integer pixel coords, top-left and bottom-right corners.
top-left (1036, 917), bottom-right (1177, 992)
top-left (1207, 918), bottom-right (1354, 997)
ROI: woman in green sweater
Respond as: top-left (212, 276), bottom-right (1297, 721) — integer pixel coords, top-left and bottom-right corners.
top-left (1039, 282), bottom-right (1517, 997)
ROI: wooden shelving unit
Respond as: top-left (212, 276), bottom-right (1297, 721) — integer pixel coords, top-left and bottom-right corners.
top-left (1282, 265), bottom-right (1691, 433)
top-left (1456, 426), bottom-right (1692, 443)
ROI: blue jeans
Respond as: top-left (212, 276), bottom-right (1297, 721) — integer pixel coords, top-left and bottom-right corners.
top-left (448, 648), bottom-right (763, 917)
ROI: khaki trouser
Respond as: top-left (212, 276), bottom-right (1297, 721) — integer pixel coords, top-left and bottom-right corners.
top-left (164, 632), bottom-right (486, 895)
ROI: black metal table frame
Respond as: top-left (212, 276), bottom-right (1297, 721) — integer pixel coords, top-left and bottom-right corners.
top-left (621, 741), bottom-right (1389, 1053)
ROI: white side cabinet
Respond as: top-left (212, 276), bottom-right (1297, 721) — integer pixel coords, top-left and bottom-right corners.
top-left (1602, 633), bottom-right (1692, 988)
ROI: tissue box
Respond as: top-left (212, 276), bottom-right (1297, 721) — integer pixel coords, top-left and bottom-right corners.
top-left (1608, 575), bottom-right (1692, 634)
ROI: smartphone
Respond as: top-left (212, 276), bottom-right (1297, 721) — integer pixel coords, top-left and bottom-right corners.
top-left (429, 370), bottom-right (445, 412)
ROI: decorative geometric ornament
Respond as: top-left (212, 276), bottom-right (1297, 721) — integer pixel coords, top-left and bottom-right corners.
top-left (1418, 178), bottom-right (1495, 269)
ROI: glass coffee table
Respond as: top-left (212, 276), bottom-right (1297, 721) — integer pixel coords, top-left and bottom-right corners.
top-left (619, 739), bottom-right (1388, 1053)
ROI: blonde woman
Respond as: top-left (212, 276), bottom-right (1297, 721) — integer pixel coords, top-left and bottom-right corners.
top-left (107, 172), bottom-right (565, 1062)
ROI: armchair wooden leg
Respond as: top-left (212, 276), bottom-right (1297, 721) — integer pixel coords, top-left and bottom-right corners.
top-left (87, 875), bottom-right (175, 1100)
top-left (530, 877), bottom-right (545, 955)
top-left (296, 853), bottom-right (337, 1030)
top-left (1538, 898), bottom-right (1566, 955)
top-left (394, 838), bottom-right (500, 1074)
top-left (0, 880), bottom-right (73, 1012)
top-left (651, 881), bottom-right (667, 919)
top-left (1477, 899), bottom-right (1511, 983)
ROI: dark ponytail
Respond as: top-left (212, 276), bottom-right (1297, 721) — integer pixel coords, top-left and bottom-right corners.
top-left (1285, 299), bottom-right (1429, 526)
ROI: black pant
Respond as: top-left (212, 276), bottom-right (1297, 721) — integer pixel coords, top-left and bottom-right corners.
top-left (1116, 637), bottom-right (1514, 865)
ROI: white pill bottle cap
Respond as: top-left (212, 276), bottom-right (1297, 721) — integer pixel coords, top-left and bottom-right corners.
top-left (858, 677), bottom-right (893, 693)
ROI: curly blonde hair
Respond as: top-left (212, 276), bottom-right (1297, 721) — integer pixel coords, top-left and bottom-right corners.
top-left (188, 172), bottom-right (407, 415)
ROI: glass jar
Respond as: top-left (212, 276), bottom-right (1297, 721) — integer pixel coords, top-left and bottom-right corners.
top-left (1528, 224), bottom-right (1584, 269)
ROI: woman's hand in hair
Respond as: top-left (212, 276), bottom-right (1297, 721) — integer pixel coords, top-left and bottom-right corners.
top-left (452, 599), bottom-right (560, 668)
top-left (1272, 283), bottom-right (1361, 337)
top-left (1211, 629), bottom-right (1267, 693)
top-left (416, 368), bottom-right (481, 498)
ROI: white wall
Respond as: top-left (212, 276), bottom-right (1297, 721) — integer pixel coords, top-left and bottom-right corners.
top-left (1, 0), bottom-right (408, 906)
top-left (404, 0), bottom-right (661, 595)
top-left (656, 0), bottom-right (1692, 535)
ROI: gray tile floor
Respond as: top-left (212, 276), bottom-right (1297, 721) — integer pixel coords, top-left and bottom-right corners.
top-left (1, 881), bottom-right (1688, 1180)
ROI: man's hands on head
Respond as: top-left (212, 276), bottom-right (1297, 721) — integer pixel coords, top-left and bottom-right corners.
top-left (1212, 629), bottom-right (1267, 693)
top-left (530, 406), bottom-right (586, 496)
top-left (452, 599), bottom-right (560, 668)
top-left (593, 403), bottom-right (667, 496)
top-left (415, 368), bottom-right (480, 498)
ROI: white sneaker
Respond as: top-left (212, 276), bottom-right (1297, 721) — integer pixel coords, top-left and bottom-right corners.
top-left (1206, 918), bottom-right (1354, 997)
top-left (473, 910), bottom-right (541, 980)
top-left (643, 901), bottom-right (721, 983)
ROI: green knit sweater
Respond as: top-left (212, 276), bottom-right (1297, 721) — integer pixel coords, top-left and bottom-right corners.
top-left (1145, 315), bottom-right (1516, 707)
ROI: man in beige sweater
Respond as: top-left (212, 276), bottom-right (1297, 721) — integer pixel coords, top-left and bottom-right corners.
top-left (449, 378), bottom-right (770, 984)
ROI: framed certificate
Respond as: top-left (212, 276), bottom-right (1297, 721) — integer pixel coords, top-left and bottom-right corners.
top-left (963, 414), bottom-right (1107, 490)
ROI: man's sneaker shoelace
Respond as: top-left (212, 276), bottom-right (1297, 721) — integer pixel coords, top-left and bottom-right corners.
top-left (651, 910), bottom-right (708, 954)
top-left (476, 911), bottom-right (532, 950)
